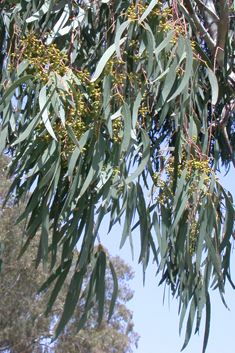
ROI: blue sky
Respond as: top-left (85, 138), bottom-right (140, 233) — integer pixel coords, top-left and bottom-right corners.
top-left (100, 167), bottom-right (235, 353)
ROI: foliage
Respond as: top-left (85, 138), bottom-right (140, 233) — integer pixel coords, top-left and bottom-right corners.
top-left (0, 156), bottom-right (139, 353)
top-left (0, 0), bottom-right (235, 352)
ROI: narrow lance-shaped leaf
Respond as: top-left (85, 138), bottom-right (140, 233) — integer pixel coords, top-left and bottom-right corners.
top-left (1, 75), bottom-right (34, 102)
top-left (26, 1), bottom-right (50, 22)
top-left (91, 37), bottom-right (127, 82)
top-left (181, 297), bottom-right (197, 351)
top-left (168, 38), bottom-right (193, 102)
top-left (39, 86), bottom-right (57, 141)
top-left (140, 0), bottom-right (158, 22)
top-left (202, 293), bottom-right (211, 353)
top-left (115, 20), bottom-right (131, 58)
top-left (132, 91), bottom-right (143, 128)
top-left (78, 200), bottom-right (94, 269)
top-left (143, 22), bottom-right (155, 78)
top-left (98, 250), bottom-right (106, 326)
top-left (53, 267), bottom-right (86, 341)
top-left (155, 30), bottom-right (175, 55)
top-left (207, 68), bottom-right (219, 105)
top-left (121, 102), bottom-right (132, 152)
top-left (45, 259), bottom-right (72, 316)
top-left (125, 128), bottom-right (150, 184)
top-left (137, 183), bottom-right (148, 263)
top-left (41, 200), bottom-right (49, 272)
top-left (108, 259), bottom-right (118, 321)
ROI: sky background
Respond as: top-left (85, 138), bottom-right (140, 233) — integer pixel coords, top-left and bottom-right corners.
top-left (100, 167), bottom-right (235, 353)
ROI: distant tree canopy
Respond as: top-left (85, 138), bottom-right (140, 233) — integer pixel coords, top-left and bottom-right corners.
top-left (0, 155), bottom-right (139, 353)
top-left (0, 0), bottom-right (235, 352)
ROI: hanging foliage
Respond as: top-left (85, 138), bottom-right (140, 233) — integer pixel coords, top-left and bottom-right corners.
top-left (0, 0), bottom-right (235, 351)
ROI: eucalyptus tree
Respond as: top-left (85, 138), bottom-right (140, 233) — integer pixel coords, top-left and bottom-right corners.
top-left (0, 0), bottom-right (235, 352)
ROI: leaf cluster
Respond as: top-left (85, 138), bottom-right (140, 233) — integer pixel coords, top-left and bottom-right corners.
top-left (0, 0), bottom-right (235, 352)
top-left (0, 156), bottom-right (139, 352)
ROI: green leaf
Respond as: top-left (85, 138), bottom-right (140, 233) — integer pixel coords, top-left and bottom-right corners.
top-left (24, 139), bottom-right (57, 178)
top-left (17, 59), bottom-right (30, 76)
top-left (207, 68), bottom-right (219, 105)
top-left (132, 91), bottom-right (143, 128)
top-left (143, 22), bottom-right (155, 78)
top-left (76, 312), bottom-right (89, 332)
top-left (181, 297), bottom-right (197, 351)
top-left (38, 263), bottom-right (65, 293)
top-left (204, 231), bottom-right (222, 280)
top-left (137, 183), bottom-right (148, 263)
top-left (202, 293), bottom-right (211, 353)
top-left (42, 200), bottom-right (49, 272)
top-left (155, 30), bottom-right (175, 55)
top-left (115, 20), bottom-right (131, 58)
top-left (111, 107), bottom-right (122, 120)
top-left (102, 74), bottom-right (112, 137)
top-left (38, 160), bottom-right (57, 189)
top-left (98, 250), bottom-right (106, 326)
top-left (1, 75), bottom-right (34, 102)
top-left (196, 206), bottom-right (207, 274)
top-left (155, 49), bottom-right (178, 111)
top-left (45, 259), bottom-right (72, 316)
top-left (168, 38), bottom-right (193, 102)
top-left (140, 0), bottom-right (158, 21)
top-left (67, 128), bottom-right (94, 176)
top-left (66, 81), bottom-right (79, 121)
top-left (108, 259), bottom-right (118, 320)
top-left (125, 128), bottom-right (150, 184)
top-left (26, 1), bottom-right (50, 22)
top-left (171, 190), bottom-right (189, 235)
top-left (39, 86), bottom-right (57, 141)
top-left (120, 182), bottom-right (136, 248)
top-left (220, 187), bottom-right (235, 251)
top-left (173, 168), bottom-right (187, 208)
top-left (46, 4), bottom-right (70, 41)
top-left (10, 116), bottom-right (40, 146)
top-left (78, 200), bottom-right (94, 269)
top-left (194, 42), bottom-right (213, 69)
top-left (91, 37), bottom-right (127, 82)
top-left (53, 267), bottom-right (86, 341)
top-left (121, 102), bottom-right (132, 152)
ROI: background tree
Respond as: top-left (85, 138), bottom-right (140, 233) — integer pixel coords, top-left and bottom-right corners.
top-left (0, 0), bottom-right (235, 352)
top-left (0, 155), bottom-right (139, 353)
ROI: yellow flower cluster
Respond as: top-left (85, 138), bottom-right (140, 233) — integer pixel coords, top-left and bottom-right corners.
top-left (156, 151), bottom-right (214, 200)
top-left (126, 3), bottom-right (149, 22)
top-left (189, 221), bottom-right (199, 256)
top-left (153, 147), bottom-right (215, 257)
top-left (9, 33), bottom-right (108, 166)
top-left (9, 31), bottom-right (68, 83)
top-left (112, 117), bottom-right (123, 143)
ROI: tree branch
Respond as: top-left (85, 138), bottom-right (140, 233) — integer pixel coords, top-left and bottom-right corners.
top-left (211, 99), bottom-right (235, 167)
top-left (183, 0), bottom-right (216, 51)
top-left (201, 0), bottom-right (218, 43)
top-left (217, 99), bottom-right (235, 129)
top-left (195, 0), bottom-right (220, 21)
top-left (216, 0), bottom-right (229, 67)
top-left (222, 126), bottom-right (235, 168)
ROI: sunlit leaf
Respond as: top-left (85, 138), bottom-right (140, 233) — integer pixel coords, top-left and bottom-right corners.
top-left (207, 68), bottom-right (219, 105)
top-left (91, 37), bottom-right (127, 82)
